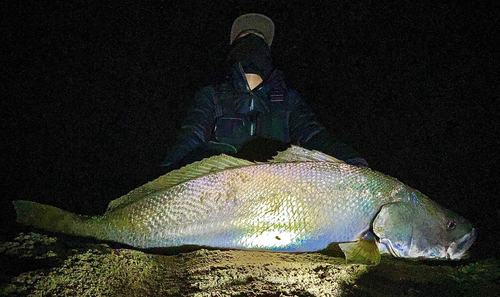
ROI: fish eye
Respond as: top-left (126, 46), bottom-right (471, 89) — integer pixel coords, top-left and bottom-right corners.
top-left (447, 221), bottom-right (457, 230)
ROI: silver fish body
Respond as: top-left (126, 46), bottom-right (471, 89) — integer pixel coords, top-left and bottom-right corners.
top-left (13, 146), bottom-right (476, 263)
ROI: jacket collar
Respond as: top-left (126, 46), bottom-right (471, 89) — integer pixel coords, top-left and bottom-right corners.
top-left (231, 61), bottom-right (281, 95)
top-left (228, 62), bottom-right (283, 113)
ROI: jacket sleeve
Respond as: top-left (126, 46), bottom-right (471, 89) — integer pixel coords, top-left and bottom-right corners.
top-left (288, 91), bottom-right (368, 166)
top-left (161, 86), bottom-right (217, 167)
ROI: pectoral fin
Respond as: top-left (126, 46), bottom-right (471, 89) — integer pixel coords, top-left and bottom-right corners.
top-left (338, 239), bottom-right (381, 265)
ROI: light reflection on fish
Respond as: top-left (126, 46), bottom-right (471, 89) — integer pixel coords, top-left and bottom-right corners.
top-left (13, 146), bottom-right (476, 264)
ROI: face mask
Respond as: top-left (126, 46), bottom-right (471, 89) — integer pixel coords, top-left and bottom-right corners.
top-left (227, 33), bottom-right (273, 78)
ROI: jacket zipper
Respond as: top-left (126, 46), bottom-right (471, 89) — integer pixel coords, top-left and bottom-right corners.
top-left (237, 62), bottom-right (256, 136)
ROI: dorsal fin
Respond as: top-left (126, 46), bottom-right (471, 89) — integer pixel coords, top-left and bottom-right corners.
top-left (106, 154), bottom-right (256, 212)
top-left (270, 145), bottom-right (344, 163)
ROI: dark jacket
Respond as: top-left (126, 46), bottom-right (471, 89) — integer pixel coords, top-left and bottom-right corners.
top-left (162, 63), bottom-right (367, 167)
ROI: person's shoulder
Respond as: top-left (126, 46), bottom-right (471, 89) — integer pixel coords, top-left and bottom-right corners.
top-left (196, 84), bottom-right (217, 97)
top-left (272, 70), bottom-right (300, 97)
top-left (199, 83), bottom-right (217, 92)
top-left (285, 88), bottom-right (301, 101)
top-left (191, 85), bottom-right (217, 107)
top-left (194, 72), bottom-right (233, 103)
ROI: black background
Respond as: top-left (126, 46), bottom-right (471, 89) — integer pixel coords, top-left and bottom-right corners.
top-left (2, 1), bottom-right (498, 259)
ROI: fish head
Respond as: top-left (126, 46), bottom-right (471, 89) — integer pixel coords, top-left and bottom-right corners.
top-left (372, 190), bottom-right (476, 260)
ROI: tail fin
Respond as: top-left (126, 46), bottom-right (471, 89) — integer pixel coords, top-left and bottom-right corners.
top-left (13, 200), bottom-right (91, 237)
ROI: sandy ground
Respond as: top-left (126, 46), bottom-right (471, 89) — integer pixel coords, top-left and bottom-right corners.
top-left (1, 232), bottom-right (498, 296)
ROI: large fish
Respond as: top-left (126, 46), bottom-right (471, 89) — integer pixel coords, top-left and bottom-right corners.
top-left (13, 146), bottom-right (475, 264)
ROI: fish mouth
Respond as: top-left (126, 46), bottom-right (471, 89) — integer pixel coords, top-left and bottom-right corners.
top-left (446, 228), bottom-right (477, 260)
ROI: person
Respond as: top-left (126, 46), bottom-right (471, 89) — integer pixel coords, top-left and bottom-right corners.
top-left (162, 13), bottom-right (368, 168)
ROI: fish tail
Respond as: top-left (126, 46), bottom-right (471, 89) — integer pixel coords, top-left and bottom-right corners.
top-left (13, 200), bottom-right (93, 237)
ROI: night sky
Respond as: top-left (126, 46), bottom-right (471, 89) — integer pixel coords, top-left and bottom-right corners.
top-left (2, 1), bottom-right (498, 259)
